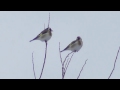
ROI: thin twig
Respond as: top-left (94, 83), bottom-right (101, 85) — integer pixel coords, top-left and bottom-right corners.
top-left (39, 41), bottom-right (47, 79)
top-left (48, 13), bottom-right (50, 28)
top-left (62, 51), bottom-right (74, 79)
top-left (65, 58), bottom-right (70, 70)
top-left (44, 23), bottom-right (45, 29)
top-left (63, 51), bottom-right (73, 65)
top-left (65, 52), bottom-right (75, 72)
top-left (77, 59), bottom-right (88, 79)
top-left (63, 52), bottom-right (75, 79)
top-left (32, 52), bottom-right (36, 79)
top-left (108, 46), bottom-right (120, 79)
top-left (59, 42), bottom-right (75, 79)
top-left (62, 67), bottom-right (65, 79)
top-left (59, 42), bottom-right (64, 79)
top-left (39, 13), bottom-right (50, 79)
top-left (59, 42), bottom-right (62, 64)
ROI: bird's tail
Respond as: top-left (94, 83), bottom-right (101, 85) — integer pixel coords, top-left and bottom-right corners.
top-left (60, 47), bottom-right (68, 52)
top-left (60, 46), bottom-right (69, 52)
top-left (29, 39), bottom-right (34, 42)
top-left (60, 49), bottom-right (65, 52)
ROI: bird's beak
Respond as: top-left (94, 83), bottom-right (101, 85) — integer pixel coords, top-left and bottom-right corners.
top-left (51, 30), bottom-right (53, 32)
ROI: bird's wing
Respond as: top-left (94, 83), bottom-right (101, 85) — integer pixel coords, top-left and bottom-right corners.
top-left (40, 28), bottom-right (48, 35)
top-left (29, 33), bottom-right (41, 42)
top-left (62, 40), bottom-right (76, 51)
top-left (70, 40), bottom-right (76, 46)
top-left (30, 28), bottom-right (49, 42)
top-left (34, 29), bottom-right (48, 39)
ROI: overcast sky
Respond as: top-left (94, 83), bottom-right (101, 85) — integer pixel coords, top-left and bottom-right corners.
top-left (0, 11), bottom-right (120, 79)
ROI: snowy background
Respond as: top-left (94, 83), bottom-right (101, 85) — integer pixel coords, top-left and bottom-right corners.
top-left (0, 11), bottom-right (120, 79)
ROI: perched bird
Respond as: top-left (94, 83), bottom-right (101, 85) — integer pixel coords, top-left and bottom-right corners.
top-left (61, 36), bottom-right (83, 52)
top-left (30, 27), bottom-right (53, 42)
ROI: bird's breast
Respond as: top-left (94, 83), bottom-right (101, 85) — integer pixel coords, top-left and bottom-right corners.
top-left (40, 33), bottom-right (52, 41)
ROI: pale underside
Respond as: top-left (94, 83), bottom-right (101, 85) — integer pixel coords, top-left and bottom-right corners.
top-left (67, 41), bottom-right (82, 52)
top-left (37, 33), bottom-right (52, 42)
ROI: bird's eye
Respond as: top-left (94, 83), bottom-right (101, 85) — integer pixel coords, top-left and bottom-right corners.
top-left (77, 37), bottom-right (80, 39)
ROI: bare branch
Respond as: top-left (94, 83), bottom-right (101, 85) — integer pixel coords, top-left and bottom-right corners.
top-left (59, 42), bottom-right (76, 79)
top-left (62, 51), bottom-right (74, 79)
top-left (59, 42), bottom-right (64, 79)
top-left (63, 51), bottom-right (73, 65)
top-left (32, 52), bottom-right (36, 79)
top-left (63, 52), bottom-right (75, 78)
top-left (48, 13), bottom-right (50, 28)
top-left (108, 46), bottom-right (120, 79)
top-left (62, 67), bottom-right (65, 79)
top-left (44, 23), bottom-right (45, 29)
top-left (65, 58), bottom-right (70, 70)
top-left (65, 52), bottom-right (75, 72)
top-left (59, 42), bottom-right (62, 64)
top-left (39, 41), bottom-right (48, 79)
top-left (77, 59), bottom-right (88, 79)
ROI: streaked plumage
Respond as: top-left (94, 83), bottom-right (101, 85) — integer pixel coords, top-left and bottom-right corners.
top-left (30, 27), bottom-right (52, 42)
top-left (61, 36), bottom-right (83, 52)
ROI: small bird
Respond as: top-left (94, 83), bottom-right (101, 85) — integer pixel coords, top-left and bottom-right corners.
top-left (30, 27), bottom-right (53, 42)
top-left (61, 36), bottom-right (83, 52)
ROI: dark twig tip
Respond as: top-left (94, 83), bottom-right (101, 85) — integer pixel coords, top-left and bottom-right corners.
top-left (77, 59), bottom-right (88, 79)
top-left (108, 46), bottom-right (120, 79)
top-left (59, 42), bottom-right (62, 64)
top-left (39, 41), bottom-right (48, 79)
top-left (32, 52), bottom-right (36, 79)
top-left (48, 13), bottom-right (50, 28)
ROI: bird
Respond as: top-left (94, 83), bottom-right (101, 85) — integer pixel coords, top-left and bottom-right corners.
top-left (29, 27), bottom-right (53, 42)
top-left (60, 36), bottom-right (83, 52)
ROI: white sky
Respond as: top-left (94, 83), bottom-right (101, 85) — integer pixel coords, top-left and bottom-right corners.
top-left (0, 11), bottom-right (120, 79)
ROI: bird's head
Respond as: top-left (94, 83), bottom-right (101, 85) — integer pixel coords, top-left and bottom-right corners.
top-left (48, 27), bottom-right (53, 32)
top-left (76, 36), bottom-right (82, 40)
